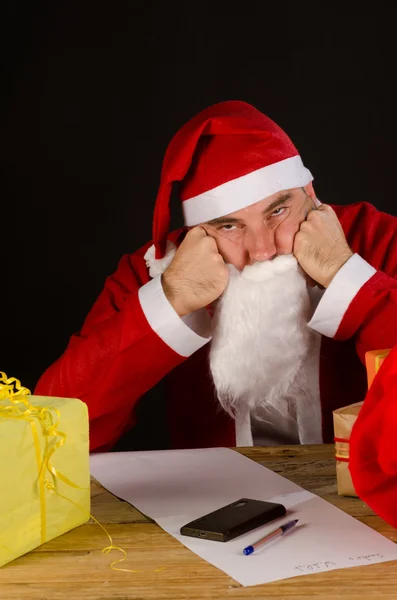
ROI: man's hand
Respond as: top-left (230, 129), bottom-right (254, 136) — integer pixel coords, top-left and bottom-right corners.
top-left (162, 226), bottom-right (229, 316)
top-left (293, 204), bottom-right (353, 288)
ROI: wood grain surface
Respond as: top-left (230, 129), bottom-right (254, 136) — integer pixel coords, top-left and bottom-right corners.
top-left (1, 445), bottom-right (396, 600)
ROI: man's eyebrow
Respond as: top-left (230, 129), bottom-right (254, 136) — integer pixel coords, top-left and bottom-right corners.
top-left (205, 192), bottom-right (294, 227)
top-left (205, 215), bottom-right (242, 226)
top-left (263, 192), bottom-right (293, 215)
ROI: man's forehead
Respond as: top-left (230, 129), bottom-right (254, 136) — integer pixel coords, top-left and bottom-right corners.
top-left (206, 189), bottom-right (297, 225)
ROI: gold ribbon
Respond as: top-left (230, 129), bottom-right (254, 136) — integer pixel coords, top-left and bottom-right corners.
top-left (0, 372), bottom-right (141, 573)
top-left (335, 447), bottom-right (350, 462)
top-left (375, 350), bottom-right (389, 373)
top-left (334, 437), bottom-right (350, 462)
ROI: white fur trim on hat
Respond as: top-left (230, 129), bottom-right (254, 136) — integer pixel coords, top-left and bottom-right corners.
top-left (144, 240), bottom-right (177, 278)
top-left (182, 155), bottom-right (313, 225)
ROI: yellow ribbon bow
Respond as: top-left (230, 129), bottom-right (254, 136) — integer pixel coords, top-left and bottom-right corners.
top-left (0, 372), bottom-right (139, 572)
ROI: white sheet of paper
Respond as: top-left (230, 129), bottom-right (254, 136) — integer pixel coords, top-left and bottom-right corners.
top-left (90, 448), bottom-right (397, 586)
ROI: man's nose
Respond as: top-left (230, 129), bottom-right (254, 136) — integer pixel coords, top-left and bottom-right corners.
top-left (246, 228), bottom-right (277, 262)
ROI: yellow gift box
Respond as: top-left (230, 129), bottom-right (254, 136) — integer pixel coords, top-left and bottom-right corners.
top-left (0, 373), bottom-right (90, 567)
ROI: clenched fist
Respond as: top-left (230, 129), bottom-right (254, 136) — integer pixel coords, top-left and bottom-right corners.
top-left (162, 226), bottom-right (229, 316)
top-left (293, 203), bottom-right (353, 288)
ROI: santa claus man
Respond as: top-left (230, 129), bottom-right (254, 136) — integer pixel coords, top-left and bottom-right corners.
top-left (35, 100), bottom-right (397, 453)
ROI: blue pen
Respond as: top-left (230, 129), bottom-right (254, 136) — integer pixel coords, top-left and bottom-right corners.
top-left (243, 519), bottom-right (298, 555)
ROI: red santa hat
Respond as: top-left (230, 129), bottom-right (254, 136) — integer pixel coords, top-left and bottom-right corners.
top-left (150, 100), bottom-right (313, 264)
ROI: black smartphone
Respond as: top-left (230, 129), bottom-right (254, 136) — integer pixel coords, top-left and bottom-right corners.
top-left (180, 498), bottom-right (286, 542)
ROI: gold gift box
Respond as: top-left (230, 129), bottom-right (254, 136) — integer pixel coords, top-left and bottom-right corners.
top-left (0, 376), bottom-right (90, 567)
top-left (365, 349), bottom-right (390, 388)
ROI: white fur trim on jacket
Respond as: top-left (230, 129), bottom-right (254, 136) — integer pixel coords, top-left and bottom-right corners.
top-left (144, 241), bottom-right (177, 278)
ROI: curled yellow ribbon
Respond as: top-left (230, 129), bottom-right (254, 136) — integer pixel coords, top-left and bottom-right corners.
top-left (0, 372), bottom-right (141, 573)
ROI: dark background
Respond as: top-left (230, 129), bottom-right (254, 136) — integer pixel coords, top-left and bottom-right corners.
top-left (1, 2), bottom-right (396, 390)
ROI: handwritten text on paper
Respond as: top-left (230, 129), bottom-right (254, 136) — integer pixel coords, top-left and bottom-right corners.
top-left (295, 553), bottom-right (385, 574)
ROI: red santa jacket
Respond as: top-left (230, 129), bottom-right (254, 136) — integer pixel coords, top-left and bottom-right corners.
top-left (350, 343), bottom-right (397, 528)
top-left (35, 202), bottom-right (397, 452)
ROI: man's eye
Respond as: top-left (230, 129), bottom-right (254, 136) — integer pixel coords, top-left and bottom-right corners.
top-left (220, 224), bottom-right (237, 231)
top-left (271, 207), bottom-right (287, 217)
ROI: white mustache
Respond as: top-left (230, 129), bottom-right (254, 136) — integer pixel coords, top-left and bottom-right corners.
top-left (229, 254), bottom-right (300, 283)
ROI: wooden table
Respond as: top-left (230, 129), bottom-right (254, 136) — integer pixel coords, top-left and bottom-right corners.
top-left (1, 445), bottom-right (396, 599)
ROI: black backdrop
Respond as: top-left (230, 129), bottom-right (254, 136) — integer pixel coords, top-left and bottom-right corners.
top-left (2, 2), bottom-right (396, 390)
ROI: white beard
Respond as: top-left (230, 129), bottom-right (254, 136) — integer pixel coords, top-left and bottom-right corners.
top-left (209, 254), bottom-right (318, 420)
